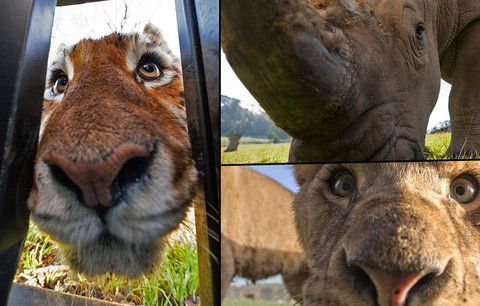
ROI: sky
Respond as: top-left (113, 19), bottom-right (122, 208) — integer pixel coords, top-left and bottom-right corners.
top-left (54, 0), bottom-right (450, 131)
top-left (249, 165), bottom-right (299, 193)
top-left (221, 51), bottom-right (452, 130)
top-left (51, 0), bottom-right (179, 58)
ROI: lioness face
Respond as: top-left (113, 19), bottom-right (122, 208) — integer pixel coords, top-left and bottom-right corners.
top-left (28, 25), bottom-right (197, 277)
top-left (294, 162), bottom-right (480, 305)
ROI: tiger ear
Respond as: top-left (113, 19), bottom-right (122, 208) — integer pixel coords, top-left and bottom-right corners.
top-left (143, 23), bottom-right (167, 46)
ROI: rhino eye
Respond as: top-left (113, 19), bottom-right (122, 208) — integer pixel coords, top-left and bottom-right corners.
top-left (451, 176), bottom-right (478, 204)
top-left (331, 171), bottom-right (356, 197)
top-left (415, 23), bottom-right (426, 41)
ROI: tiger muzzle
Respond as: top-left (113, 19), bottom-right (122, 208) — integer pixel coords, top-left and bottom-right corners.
top-left (43, 143), bottom-right (150, 211)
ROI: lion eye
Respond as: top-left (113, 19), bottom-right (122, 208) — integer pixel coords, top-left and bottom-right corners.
top-left (332, 172), bottom-right (356, 197)
top-left (451, 176), bottom-right (478, 204)
top-left (53, 75), bottom-right (68, 94)
top-left (137, 62), bottom-right (162, 80)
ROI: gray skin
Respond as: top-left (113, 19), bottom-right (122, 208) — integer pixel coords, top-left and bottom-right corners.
top-left (222, 0), bottom-right (480, 162)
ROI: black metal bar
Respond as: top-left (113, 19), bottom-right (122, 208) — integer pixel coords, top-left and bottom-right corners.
top-left (56, 0), bottom-right (107, 6)
top-left (192, 0), bottom-right (220, 168)
top-left (175, 0), bottom-right (220, 305)
top-left (0, 239), bottom-right (25, 305)
top-left (0, 0), bottom-right (55, 304)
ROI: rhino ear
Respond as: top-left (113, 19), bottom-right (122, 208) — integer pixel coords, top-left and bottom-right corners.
top-left (293, 164), bottom-right (322, 186)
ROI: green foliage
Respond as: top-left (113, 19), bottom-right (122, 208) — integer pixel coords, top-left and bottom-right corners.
top-left (425, 132), bottom-right (480, 159)
top-left (147, 240), bottom-right (199, 305)
top-left (16, 223), bottom-right (198, 305)
top-left (221, 133), bottom-right (460, 164)
top-left (267, 124), bottom-right (290, 142)
top-left (221, 137), bottom-right (274, 146)
top-left (21, 222), bottom-right (59, 271)
top-left (425, 132), bottom-right (451, 159)
top-left (221, 95), bottom-right (290, 141)
top-left (221, 143), bottom-right (290, 164)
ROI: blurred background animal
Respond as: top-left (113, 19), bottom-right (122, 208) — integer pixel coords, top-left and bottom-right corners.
top-left (221, 166), bottom-right (308, 303)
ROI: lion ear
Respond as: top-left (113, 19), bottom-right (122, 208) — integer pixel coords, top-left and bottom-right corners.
top-left (293, 164), bottom-right (322, 186)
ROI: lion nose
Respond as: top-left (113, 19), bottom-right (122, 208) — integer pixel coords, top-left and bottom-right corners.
top-left (43, 143), bottom-right (150, 209)
top-left (350, 262), bottom-right (444, 306)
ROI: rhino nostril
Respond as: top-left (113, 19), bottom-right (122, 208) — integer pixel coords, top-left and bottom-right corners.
top-left (48, 164), bottom-right (83, 203)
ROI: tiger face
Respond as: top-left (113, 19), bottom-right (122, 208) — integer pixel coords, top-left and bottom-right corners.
top-left (28, 24), bottom-right (198, 277)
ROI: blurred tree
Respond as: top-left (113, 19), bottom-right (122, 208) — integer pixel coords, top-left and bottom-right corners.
top-left (221, 95), bottom-right (290, 141)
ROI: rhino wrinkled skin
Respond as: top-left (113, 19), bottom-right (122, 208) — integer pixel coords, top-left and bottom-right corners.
top-left (222, 0), bottom-right (480, 162)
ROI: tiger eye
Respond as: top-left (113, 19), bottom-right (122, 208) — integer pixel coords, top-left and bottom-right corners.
top-left (53, 75), bottom-right (68, 94)
top-left (137, 62), bottom-right (162, 80)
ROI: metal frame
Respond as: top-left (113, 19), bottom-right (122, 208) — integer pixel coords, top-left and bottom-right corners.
top-left (0, 0), bottom-right (219, 305)
top-left (0, 1), bottom-right (55, 305)
top-left (176, 0), bottom-right (220, 305)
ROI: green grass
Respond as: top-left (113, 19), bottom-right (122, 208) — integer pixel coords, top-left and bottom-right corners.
top-left (15, 221), bottom-right (199, 305)
top-left (223, 299), bottom-right (290, 306)
top-left (220, 133), bottom-right (466, 164)
top-left (424, 132), bottom-right (480, 159)
top-left (221, 137), bottom-right (275, 146)
top-left (221, 143), bottom-right (290, 164)
top-left (424, 132), bottom-right (451, 159)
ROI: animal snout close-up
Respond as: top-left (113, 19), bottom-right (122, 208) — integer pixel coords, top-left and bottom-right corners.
top-left (43, 143), bottom-right (151, 209)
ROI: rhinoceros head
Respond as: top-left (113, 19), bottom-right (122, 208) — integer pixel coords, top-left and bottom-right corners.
top-left (222, 0), bottom-right (454, 162)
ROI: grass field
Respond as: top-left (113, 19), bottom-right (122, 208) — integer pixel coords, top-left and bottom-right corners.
top-left (221, 137), bottom-right (274, 146)
top-left (221, 133), bottom-right (457, 164)
top-left (221, 143), bottom-right (290, 164)
top-left (223, 299), bottom-right (290, 306)
top-left (15, 219), bottom-right (199, 305)
top-left (424, 132), bottom-right (451, 159)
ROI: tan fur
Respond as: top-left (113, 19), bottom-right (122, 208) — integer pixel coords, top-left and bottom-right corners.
top-left (28, 25), bottom-right (197, 277)
top-left (221, 167), bottom-right (308, 303)
top-left (294, 162), bottom-right (480, 305)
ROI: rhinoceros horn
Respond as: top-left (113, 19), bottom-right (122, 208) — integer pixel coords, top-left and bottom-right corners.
top-left (222, 0), bottom-right (356, 140)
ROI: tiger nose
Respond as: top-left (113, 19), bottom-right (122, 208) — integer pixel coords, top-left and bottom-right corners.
top-left (350, 262), bottom-right (444, 306)
top-left (43, 143), bottom-right (149, 208)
